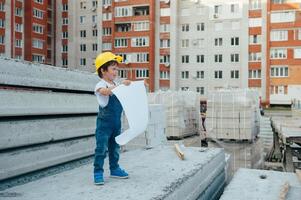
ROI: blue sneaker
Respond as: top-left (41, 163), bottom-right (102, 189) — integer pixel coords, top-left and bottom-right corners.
top-left (110, 168), bottom-right (129, 179)
top-left (94, 173), bottom-right (104, 185)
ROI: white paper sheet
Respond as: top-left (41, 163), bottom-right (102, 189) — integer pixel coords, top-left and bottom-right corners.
top-left (112, 81), bottom-right (149, 145)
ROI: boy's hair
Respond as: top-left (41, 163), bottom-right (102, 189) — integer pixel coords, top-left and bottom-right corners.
top-left (97, 60), bottom-right (118, 78)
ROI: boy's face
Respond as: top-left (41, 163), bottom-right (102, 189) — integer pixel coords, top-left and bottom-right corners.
top-left (102, 63), bottom-right (118, 80)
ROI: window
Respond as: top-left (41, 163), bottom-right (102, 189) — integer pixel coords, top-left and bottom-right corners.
top-left (0, 2), bottom-right (4, 11)
top-left (62, 32), bottom-right (68, 38)
top-left (0, 19), bottom-right (4, 28)
top-left (33, 24), bottom-right (43, 34)
top-left (214, 38), bottom-right (223, 46)
top-left (249, 18), bottom-right (262, 27)
top-left (197, 55), bottom-right (204, 63)
top-left (270, 66), bottom-right (288, 77)
top-left (15, 23), bottom-right (23, 32)
top-left (103, 12), bottom-right (112, 21)
top-left (231, 70), bottom-right (239, 79)
top-left (92, 43), bottom-right (98, 51)
top-left (160, 24), bottom-right (170, 32)
top-left (230, 4), bottom-right (239, 13)
top-left (196, 71), bottom-right (204, 79)
top-left (270, 30), bottom-right (288, 41)
top-left (182, 55), bottom-right (189, 63)
top-left (62, 4), bottom-right (68, 11)
top-left (92, 15), bottom-right (97, 23)
top-left (102, 0), bottom-right (111, 6)
top-left (160, 8), bottom-right (170, 16)
top-left (196, 87), bottom-right (205, 95)
top-left (214, 5), bottom-right (221, 14)
top-left (160, 55), bottom-right (170, 64)
top-left (102, 43), bottom-right (112, 50)
top-left (195, 39), bottom-right (204, 48)
top-left (214, 22), bottom-right (223, 31)
top-left (32, 39), bottom-right (43, 49)
top-left (214, 54), bottom-right (223, 63)
top-left (249, 35), bottom-right (261, 44)
top-left (80, 1), bottom-right (86, 9)
top-left (62, 45), bottom-right (68, 52)
top-left (80, 30), bottom-right (86, 38)
top-left (118, 69), bottom-right (127, 78)
top-left (160, 71), bottom-right (170, 80)
top-left (249, 52), bottom-right (261, 62)
top-left (197, 23), bottom-right (205, 31)
top-left (270, 85), bottom-right (288, 95)
top-left (181, 24), bottom-right (189, 32)
top-left (93, 0), bottom-right (98, 7)
top-left (80, 58), bottom-right (86, 66)
top-left (270, 49), bottom-right (287, 59)
top-left (62, 18), bottom-right (68, 25)
top-left (62, 59), bottom-right (68, 66)
top-left (298, 29), bottom-right (301, 40)
top-left (231, 54), bottom-right (239, 62)
top-left (92, 29), bottom-right (98, 37)
top-left (114, 38), bottom-right (128, 47)
top-left (80, 44), bottom-right (86, 52)
top-left (249, 0), bottom-right (261, 10)
top-left (160, 39), bottom-right (170, 48)
top-left (133, 21), bottom-right (149, 31)
top-left (214, 71), bottom-right (223, 79)
top-left (131, 37), bottom-right (149, 47)
top-left (132, 53), bottom-right (149, 63)
top-left (33, 9), bottom-right (44, 19)
top-left (181, 39), bottom-right (189, 48)
top-left (103, 27), bottom-right (111, 36)
top-left (16, 39), bottom-right (22, 48)
top-left (32, 55), bottom-right (44, 62)
top-left (15, 7), bottom-right (22, 16)
top-left (80, 16), bottom-right (85, 24)
top-left (248, 70), bottom-right (261, 79)
top-left (0, 35), bottom-right (4, 44)
top-left (35, 0), bottom-right (43, 4)
top-left (231, 37), bottom-right (239, 46)
top-left (181, 71), bottom-right (189, 79)
top-left (294, 48), bottom-right (301, 59)
top-left (271, 11), bottom-right (295, 23)
top-left (136, 69), bottom-right (149, 78)
top-left (115, 6), bottom-right (132, 17)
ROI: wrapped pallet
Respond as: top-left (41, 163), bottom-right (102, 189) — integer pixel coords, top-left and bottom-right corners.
top-left (206, 89), bottom-right (260, 141)
top-left (148, 91), bottom-right (200, 139)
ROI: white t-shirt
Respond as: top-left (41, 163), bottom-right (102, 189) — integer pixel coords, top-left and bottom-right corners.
top-left (94, 79), bottom-right (118, 108)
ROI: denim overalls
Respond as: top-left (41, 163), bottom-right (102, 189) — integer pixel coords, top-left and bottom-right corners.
top-left (93, 92), bottom-right (123, 174)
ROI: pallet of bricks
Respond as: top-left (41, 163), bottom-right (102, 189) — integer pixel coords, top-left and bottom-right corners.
top-left (206, 89), bottom-right (260, 141)
top-left (148, 91), bottom-right (200, 140)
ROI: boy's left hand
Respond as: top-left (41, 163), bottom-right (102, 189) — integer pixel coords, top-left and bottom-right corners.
top-left (122, 80), bottom-right (131, 86)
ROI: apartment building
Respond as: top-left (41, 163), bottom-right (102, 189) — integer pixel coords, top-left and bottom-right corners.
top-left (0, 0), bottom-right (55, 65)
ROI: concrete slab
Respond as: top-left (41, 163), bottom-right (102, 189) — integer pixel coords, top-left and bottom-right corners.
top-left (0, 90), bottom-right (98, 117)
top-left (0, 58), bottom-right (98, 91)
top-left (1, 146), bottom-right (226, 200)
top-left (0, 116), bottom-right (96, 149)
top-left (220, 168), bottom-right (301, 200)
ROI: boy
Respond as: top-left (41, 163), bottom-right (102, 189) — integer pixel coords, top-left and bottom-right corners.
top-left (93, 52), bottom-right (131, 185)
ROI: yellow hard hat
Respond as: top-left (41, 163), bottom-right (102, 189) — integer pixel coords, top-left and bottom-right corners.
top-left (95, 52), bottom-right (123, 72)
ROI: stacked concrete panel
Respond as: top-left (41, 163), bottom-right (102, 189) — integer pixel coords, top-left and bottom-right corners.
top-left (259, 116), bottom-right (274, 154)
top-left (0, 58), bottom-right (99, 181)
top-left (1, 146), bottom-right (226, 200)
top-left (122, 104), bottom-right (167, 150)
top-left (206, 89), bottom-right (260, 141)
top-left (220, 168), bottom-right (301, 200)
top-left (148, 91), bottom-right (200, 139)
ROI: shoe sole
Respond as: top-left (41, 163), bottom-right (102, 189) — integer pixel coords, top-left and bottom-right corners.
top-left (94, 182), bottom-right (104, 185)
top-left (110, 175), bottom-right (129, 179)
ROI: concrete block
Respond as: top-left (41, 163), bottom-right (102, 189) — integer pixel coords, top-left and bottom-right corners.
top-left (220, 168), bottom-right (301, 200)
top-left (0, 116), bottom-right (96, 149)
top-left (0, 137), bottom-right (95, 181)
top-left (0, 90), bottom-right (98, 117)
top-left (2, 146), bottom-right (226, 200)
top-left (0, 58), bottom-right (98, 91)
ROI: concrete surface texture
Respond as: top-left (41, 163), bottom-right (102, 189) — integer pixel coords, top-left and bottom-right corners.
top-left (1, 146), bottom-right (226, 200)
top-left (220, 168), bottom-right (301, 200)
